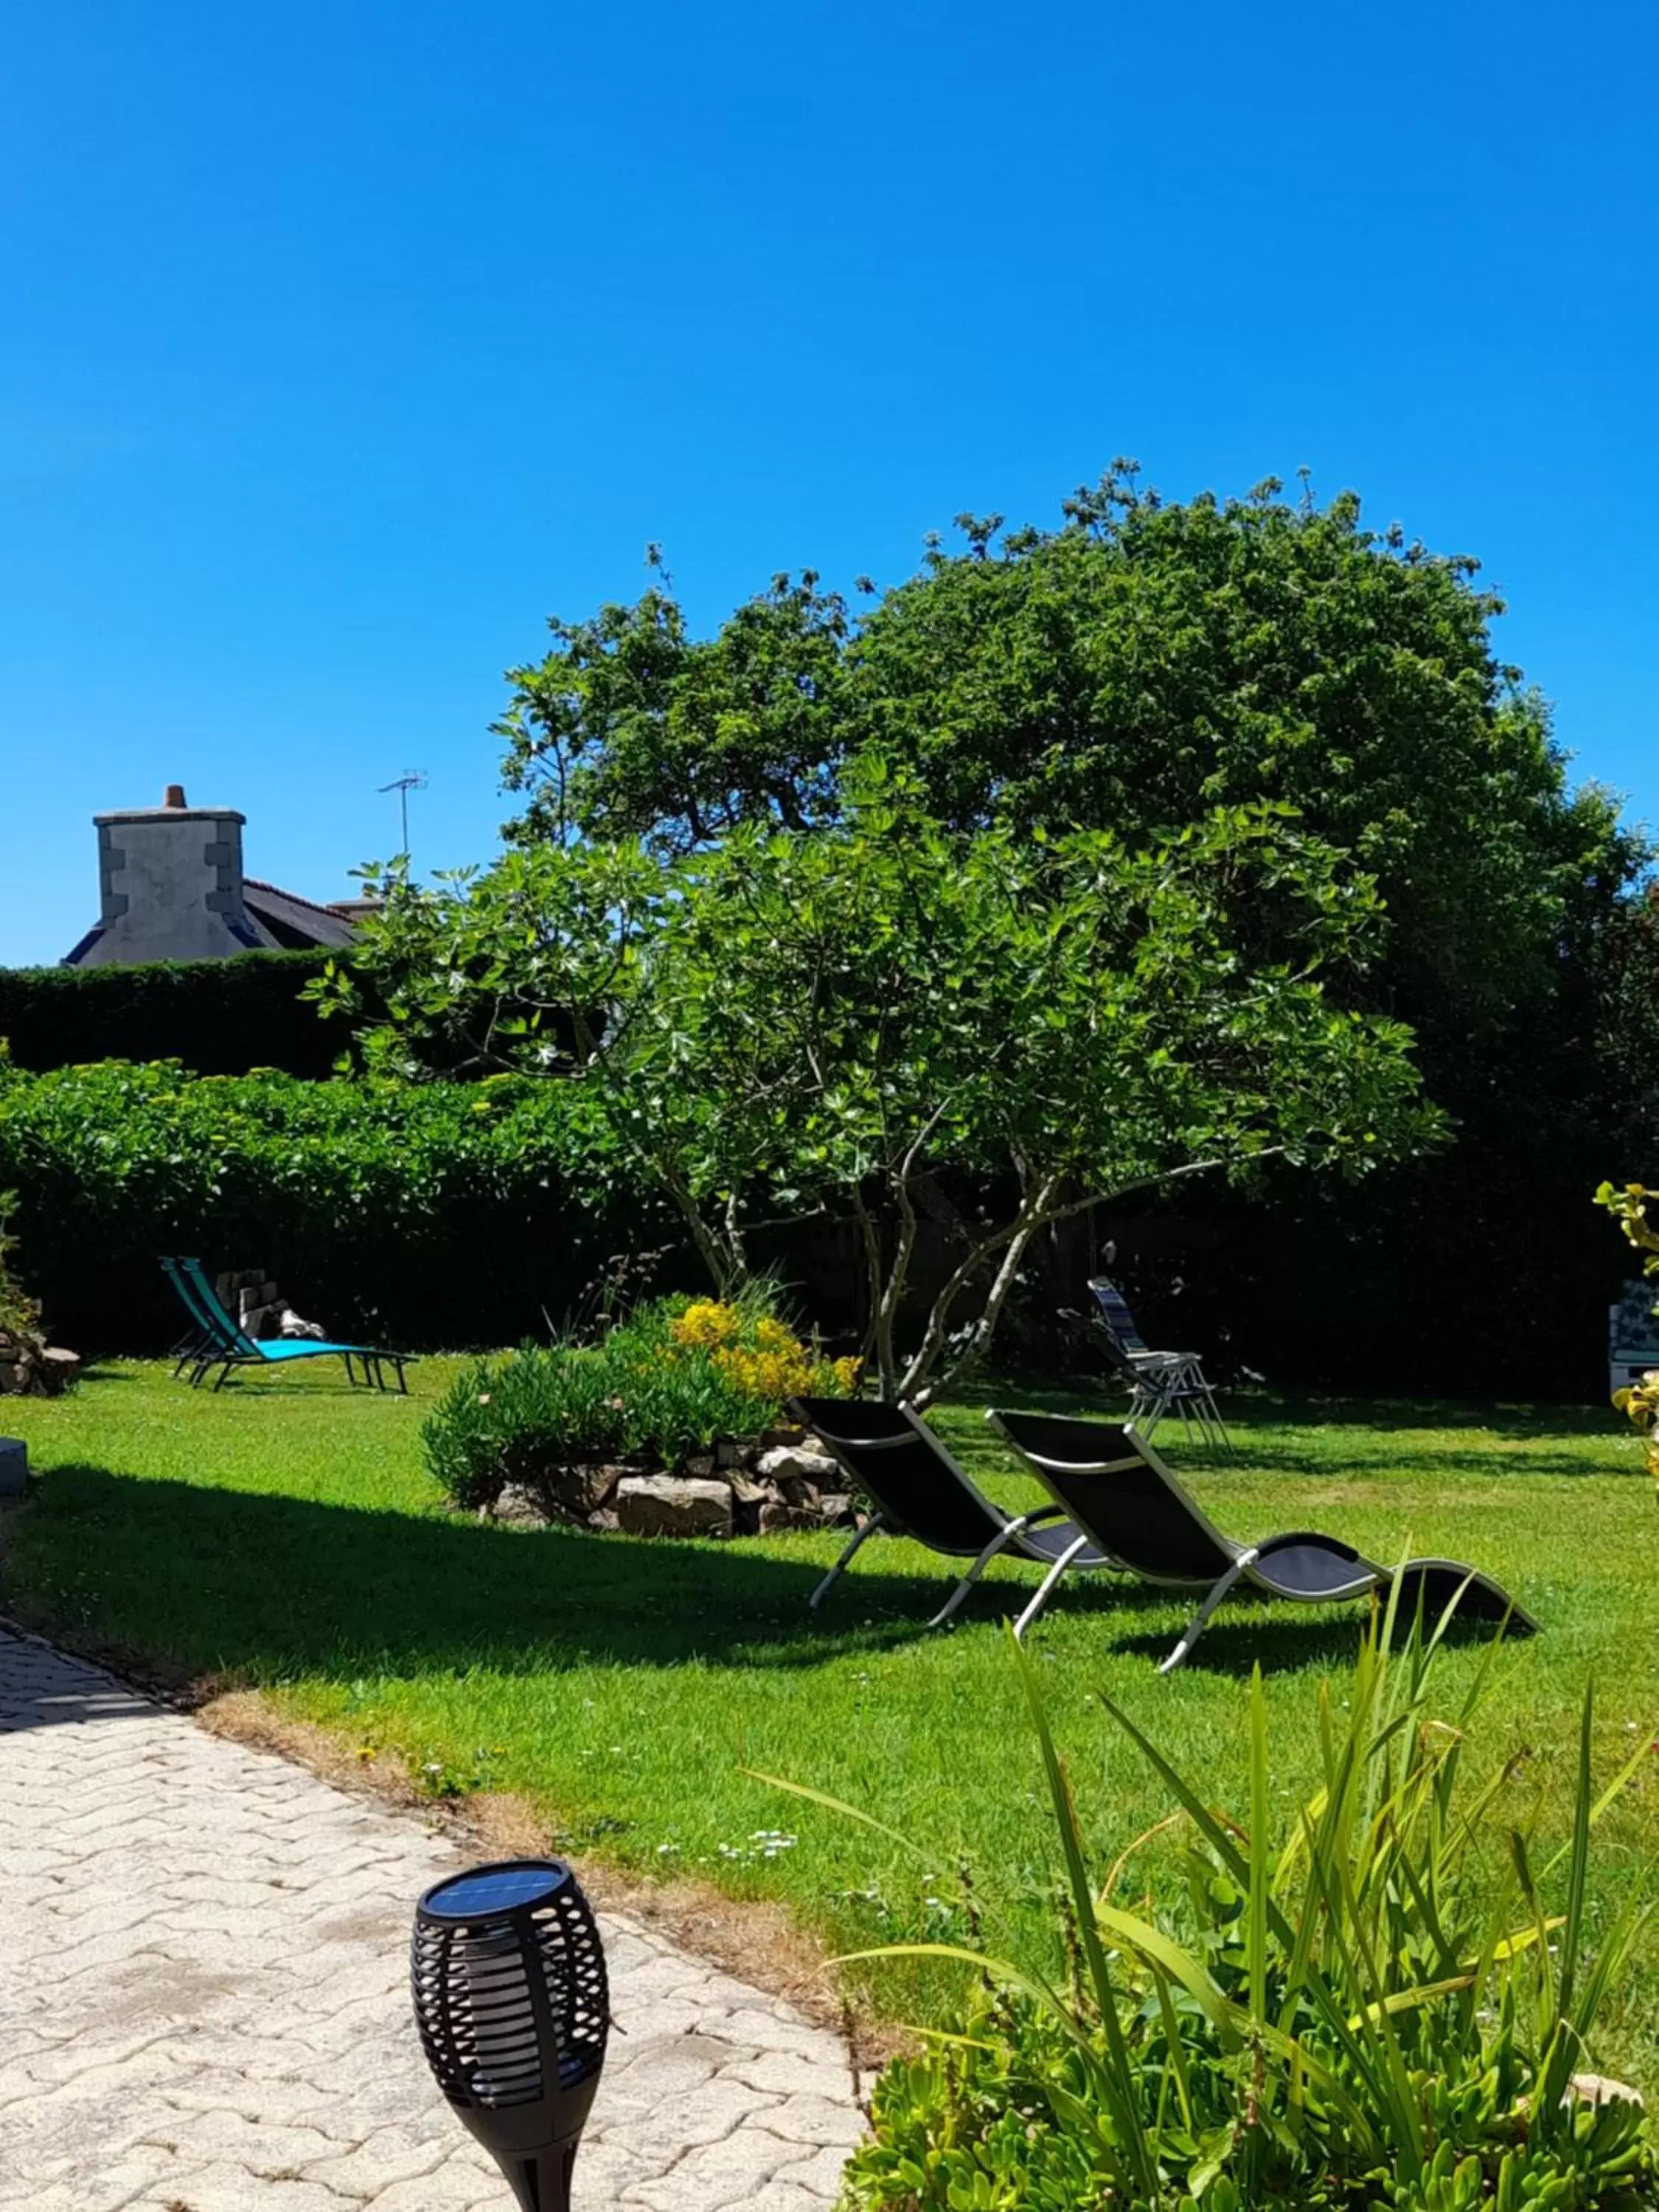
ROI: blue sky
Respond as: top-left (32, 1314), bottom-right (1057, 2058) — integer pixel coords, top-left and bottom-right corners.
top-left (2, 0), bottom-right (1655, 966)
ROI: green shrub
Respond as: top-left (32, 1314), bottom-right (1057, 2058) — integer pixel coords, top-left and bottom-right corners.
top-left (792, 1613), bottom-right (1656, 2212)
top-left (0, 1057), bottom-right (674, 1352)
top-left (422, 1292), bottom-right (855, 1512)
top-left (0, 1188), bottom-right (42, 1343)
top-left (0, 951), bottom-right (344, 1077)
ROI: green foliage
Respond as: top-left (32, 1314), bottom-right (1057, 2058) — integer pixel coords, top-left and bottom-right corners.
top-left (421, 1291), bottom-right (853, 1512)
top-left (497, 553), bottom-right (852, 852)
top-left (850, 474), bottom-right (1635, 1040)
top-left (334, 767), bottom-right (1440, 1399)
top-left (0, 1057), bottom-right (666, 1352)
top-left (495, 473), bottom-right (1642, 1050)
top-left (0, 1187), bottom-right (43, 1343)
top-left (481, 471), bottom-right (1658, 1401)
top-left (0, 950), bottom-right (343, 1077)
top-left (824, 1619), bottom-right (1656, 2211)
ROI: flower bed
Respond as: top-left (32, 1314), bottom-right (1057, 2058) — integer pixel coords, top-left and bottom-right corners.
top-left (421, 1293), bottom-right (860, 1537)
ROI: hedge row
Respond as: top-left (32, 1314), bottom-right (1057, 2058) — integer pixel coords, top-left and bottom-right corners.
top-left (0, 1060), bottom-right (679, 1354)
top-left (0, 1056), bottom-right (1632, 1394)
top-left (0, 952), bottom-right (344, 1077)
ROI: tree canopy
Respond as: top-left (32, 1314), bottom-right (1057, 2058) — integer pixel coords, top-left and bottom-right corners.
top-left (496, 467), bottom-right (1641, 1056)
top-left (342, 462), bottom-right (1652, 1394)
top-left (330, 770), bottom-right (1438, 1398)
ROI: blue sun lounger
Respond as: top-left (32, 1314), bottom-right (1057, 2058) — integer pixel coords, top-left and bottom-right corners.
top-left (162, 1256), bottom-right (411, 1394)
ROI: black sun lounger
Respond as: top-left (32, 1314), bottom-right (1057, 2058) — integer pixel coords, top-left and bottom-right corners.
top-left (988, 1408), bottom-right (1536, 1672)
top-left (787, 1396), bottom-right (1117, 1637)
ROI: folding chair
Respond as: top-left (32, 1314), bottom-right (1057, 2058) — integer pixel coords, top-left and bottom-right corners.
top-left (1089, 1276), bottom-right (1231, 1452)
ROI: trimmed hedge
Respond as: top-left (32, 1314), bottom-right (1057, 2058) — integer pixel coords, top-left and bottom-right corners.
top-left (0, 952), bottom-right (343, 1077)
top-left (0, 1060), bottom-right (678, 1353)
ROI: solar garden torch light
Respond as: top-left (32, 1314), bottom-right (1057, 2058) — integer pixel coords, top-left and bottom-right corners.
top-left (411, 1860), bottom-right (610, 2212)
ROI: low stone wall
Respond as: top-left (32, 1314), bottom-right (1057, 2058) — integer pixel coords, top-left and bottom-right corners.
top-left (0, 1327), bottom-right (81, 1397)
top-left (487, 1435), bottom-right (856, 1540)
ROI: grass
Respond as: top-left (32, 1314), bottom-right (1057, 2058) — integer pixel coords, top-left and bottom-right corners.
top-left (3, 1360), bottom-right (1658, 2073)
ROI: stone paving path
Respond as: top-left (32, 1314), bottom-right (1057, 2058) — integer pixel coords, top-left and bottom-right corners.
top-left (0, 1623), bottom-right (863, 2212)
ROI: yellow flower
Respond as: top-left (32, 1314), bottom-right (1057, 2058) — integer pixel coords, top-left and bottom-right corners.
top-left (669, 1300), bottom-right (743, 1351)
top-left (664, 1301), bottom-right (856, 1407)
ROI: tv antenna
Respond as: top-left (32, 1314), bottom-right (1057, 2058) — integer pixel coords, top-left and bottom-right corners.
top-left (378, 772), bottom-right (427, 859)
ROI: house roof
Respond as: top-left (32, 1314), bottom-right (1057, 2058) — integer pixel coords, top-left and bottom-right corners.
top-left (243, 880), bottom-right (359, 952)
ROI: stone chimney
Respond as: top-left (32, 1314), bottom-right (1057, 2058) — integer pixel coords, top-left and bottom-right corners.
top-left (77, 785), bottom-right (264, 967)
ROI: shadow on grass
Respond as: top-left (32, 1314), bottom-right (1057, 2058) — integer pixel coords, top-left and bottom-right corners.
top-left (4, 1461), bottom-right (1181, 1709)
top-left (78, 1366), bottom-right (381, 1394)
top-left (939, 1380), bottom-right (1627, 1480)
top-left (1111, 1604), bottom-right (1524, 1680)
top-left (1225, 1444), bottom-right (1628, 1481)
top-left (945, 1377), bottom-right (1612, 1436)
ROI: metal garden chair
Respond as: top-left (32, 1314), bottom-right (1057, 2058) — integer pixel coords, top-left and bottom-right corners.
top-left (989, 1406), bottom-right (1536, 1671)
top-left (1088, 1276), bottom-right (1231, 1452)
top-left (787, 1394), bottom-right (1119, 1637)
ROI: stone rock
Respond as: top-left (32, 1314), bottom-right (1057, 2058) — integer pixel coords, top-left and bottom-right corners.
top-left (546, 1461), bottom-right (627, 1520)
top-left (1568, 2072), bottom-right (1644, 2110)
top-left (818, 1492), bottom-right (855, 1528)
top-left (615, 1475), bottom-right (734, 1540)
top-left (493, 1463), bottom-right (625, 1527)
top-left (682, 1452), bottom-right (717, 1479)
top-left (0, 1327), bottom-right (43, 1396)
top-left (0, 1436), bottom-right (27, 1496)
top-left (759, 1424), bottom-right (807, 1448)
top-left (493, 1484), bottom-right (550, 1527)
top-left (716, 1439), bottom-right (748, 1470)
top-left (38, 1347), bottom-right (82, 1395)
top-left (759, 1498), bottom-right (824, 1536)
top-left (758, 1444), bottom-right (839, 1487)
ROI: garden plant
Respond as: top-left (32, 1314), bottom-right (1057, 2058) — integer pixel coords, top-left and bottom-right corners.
top-left (422, 1289), bottom-right (857, 1514)
top-left (324, 771), bottom-right (1439, 1402)
top-left (809, 1614), bottom-right (1657, 2211)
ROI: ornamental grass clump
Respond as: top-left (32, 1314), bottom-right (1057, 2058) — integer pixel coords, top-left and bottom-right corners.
top-left (774, 1604), bottom-right (1657, 2212)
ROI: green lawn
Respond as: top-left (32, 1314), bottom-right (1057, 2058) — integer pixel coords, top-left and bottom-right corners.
top-left (3, 1361), bottom-right (1657, 2070)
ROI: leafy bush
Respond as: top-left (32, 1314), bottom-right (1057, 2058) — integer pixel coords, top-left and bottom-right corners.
top-left (1597, 1181), bottom-right (1659, 1489)
top-left (0, 1189), bottom-right (42, 1343)
top-left (0, 950), bottom-right (343, 1077)
top-left (0, 1056), bottom-right (673, 1352)
top-left (422, 1294), bottom-right (856, 1512)
top-left (792, 1613), bottom-right (1655, 2212)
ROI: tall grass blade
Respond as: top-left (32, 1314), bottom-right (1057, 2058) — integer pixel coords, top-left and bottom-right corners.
top-left (1009, 1631), bottom-right (1152, 2189)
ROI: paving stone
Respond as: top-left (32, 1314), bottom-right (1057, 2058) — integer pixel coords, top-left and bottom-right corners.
top-left (721, 2047), bottom-right (860, 2102)
top-left (625, 2124), bottom-right (809, 2211)
top-left (776, 2138), bottom-right (872, 2194)
top-left (0, 1621), bottom-right (860, 2207)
